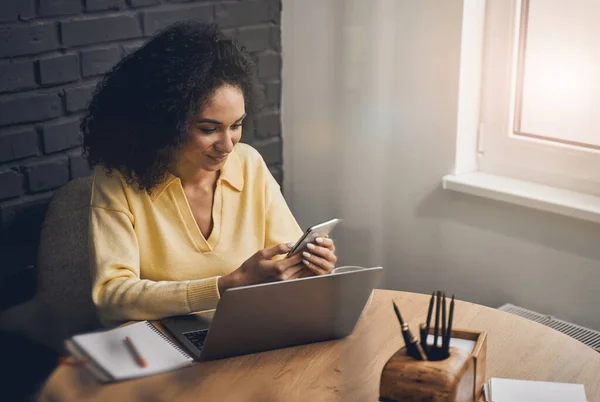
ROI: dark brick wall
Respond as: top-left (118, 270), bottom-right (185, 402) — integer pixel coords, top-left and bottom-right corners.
top-left (0, 0), bottom-right (283, 309)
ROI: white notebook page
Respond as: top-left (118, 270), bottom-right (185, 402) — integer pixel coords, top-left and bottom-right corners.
top-left (72, 321), bottom-right (193, 381)
top-left (489, 378), bottom-right (587, 402)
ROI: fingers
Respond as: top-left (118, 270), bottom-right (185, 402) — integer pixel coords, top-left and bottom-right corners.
top-left (263, 252), bottom-right (302, 280)
top-left (277, 252), bottom-right (303, 269)
top-left (295, 267), bottom-right (316, 279)
top-left (255, 239), bottom-right (336, 282)
top-left (300, 239), bottom-right (337, 275)
top-left (302, 258), bottom-right (330, 275)
top-left (281, 264), bottom-right (305, 280)
top-left (305, 243), bottom-right (337, 266)
top-left (258, 243), bottom-right (293, 260)
top-left (287, 267), bottom-right (316, 279)
top-left (315, 237), bottom-right (335, 252)
top-left (301, 268), bottom-right (316, 278)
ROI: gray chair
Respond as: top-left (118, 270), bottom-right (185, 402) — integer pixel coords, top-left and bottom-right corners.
top-left (0, 176), bottom-right (101, 351)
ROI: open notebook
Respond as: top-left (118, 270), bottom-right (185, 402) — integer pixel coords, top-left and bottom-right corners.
top-left (483, 378), bottom-right (587, 402)
top-left (65, 321), bottom-right (193, 382)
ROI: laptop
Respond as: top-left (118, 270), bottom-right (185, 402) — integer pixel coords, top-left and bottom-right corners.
top-left (161, 266), bottom-right (383, 361)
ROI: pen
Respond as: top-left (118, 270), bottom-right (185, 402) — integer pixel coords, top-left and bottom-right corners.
top-left (393, 301), bottom-right (427, 361)
top-left (124, 336), bottom-right (147, 368)
top-left (393, 301), bottom-right (410, 345)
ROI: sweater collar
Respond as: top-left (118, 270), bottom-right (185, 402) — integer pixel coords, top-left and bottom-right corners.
top-left (150, 147), bottom-right (244, 201)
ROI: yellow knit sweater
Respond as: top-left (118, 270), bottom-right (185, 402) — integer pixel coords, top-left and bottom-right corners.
top-left (89, 143), bottom-right (302, 323)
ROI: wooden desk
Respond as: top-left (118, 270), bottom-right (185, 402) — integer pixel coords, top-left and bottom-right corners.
top-left (38, 290), bottom-right (600, 402)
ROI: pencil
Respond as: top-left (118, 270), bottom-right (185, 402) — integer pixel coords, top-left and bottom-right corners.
top-left (433, 291), bottom-right (441, 348)
top-left (445, 294), bottom-right (455, 356)
top-left (423, 291), bottom-right (434, 355)
top-left (124, 336), bottom-right (147, 368)
top-left (425, 291), bottom-right (434, 329)
top-left (441, 292), bottom-right (447, 353)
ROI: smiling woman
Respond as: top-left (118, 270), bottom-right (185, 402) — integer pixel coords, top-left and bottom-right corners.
top-left (81, 22), bottom-right (338, 324)
top-left (176, 85), bottom-right (247, 178)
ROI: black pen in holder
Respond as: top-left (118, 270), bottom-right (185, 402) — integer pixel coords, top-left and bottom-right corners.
top-left (392, 302), bottom-right (427, 361)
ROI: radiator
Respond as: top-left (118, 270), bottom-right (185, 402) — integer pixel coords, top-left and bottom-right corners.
top-left (498, 303), bottom-right (600, 353)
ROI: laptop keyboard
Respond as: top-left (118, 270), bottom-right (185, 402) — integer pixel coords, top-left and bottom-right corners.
top-left (183, 329), bottom-right (209, 351)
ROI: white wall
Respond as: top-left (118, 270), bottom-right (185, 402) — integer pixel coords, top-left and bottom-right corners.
top-left (282, 0), bottom-right (600, 331)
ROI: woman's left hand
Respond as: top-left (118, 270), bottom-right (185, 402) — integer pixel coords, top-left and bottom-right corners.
top-left (299, 237), bottom-right (337, 275)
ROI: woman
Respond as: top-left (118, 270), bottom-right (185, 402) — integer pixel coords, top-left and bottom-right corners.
top-left (83, 22), bottom-right (337, 324)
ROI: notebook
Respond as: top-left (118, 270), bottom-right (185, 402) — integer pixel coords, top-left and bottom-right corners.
top-left (483, 377), bottom-right (587, 402)
top-left (65, 321), bottom-right (193, 382)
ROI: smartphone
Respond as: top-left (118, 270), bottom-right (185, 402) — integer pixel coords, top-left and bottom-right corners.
top-left (287, 218), bottom-right (342, 257)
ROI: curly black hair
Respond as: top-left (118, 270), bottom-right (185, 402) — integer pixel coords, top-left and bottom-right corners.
top-left (82, 21), bottom-right (256, 192)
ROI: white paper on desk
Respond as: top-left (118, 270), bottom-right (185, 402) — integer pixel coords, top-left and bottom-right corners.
top-left (482, 383), bottom-right (489, 401)
top-left (489, 377), bottom-right (587, 402)
top-left (426, 334), bottom-right (476, 354)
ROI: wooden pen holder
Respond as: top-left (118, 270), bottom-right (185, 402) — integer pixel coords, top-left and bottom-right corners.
top-left (379, 328), bottom-right (487, 402)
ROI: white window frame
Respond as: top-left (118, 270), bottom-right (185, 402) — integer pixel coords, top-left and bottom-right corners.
top-left (443, 0), bottom-right (600, 224)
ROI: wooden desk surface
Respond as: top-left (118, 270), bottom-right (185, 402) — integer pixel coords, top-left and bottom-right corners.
top-left (38, 290), bottom-right (600, 402)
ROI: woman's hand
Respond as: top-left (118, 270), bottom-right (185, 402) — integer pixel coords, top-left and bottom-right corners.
top-left (300, 237), bottom-right (337, 276)
top-left (218, 243), bottom-right (304, 294)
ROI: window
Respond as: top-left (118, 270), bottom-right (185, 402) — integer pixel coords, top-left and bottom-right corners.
top-left (444, 0), bottom-right (600, 222)
top-left (479, 0), bottom-right (600, 196)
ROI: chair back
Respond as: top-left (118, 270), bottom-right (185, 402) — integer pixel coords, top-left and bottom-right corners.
top-left (34, 176), bottom-right (101, 348)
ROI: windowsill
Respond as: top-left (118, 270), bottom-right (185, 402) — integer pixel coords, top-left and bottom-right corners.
top-left (442, 172), bottom-right (600, 224)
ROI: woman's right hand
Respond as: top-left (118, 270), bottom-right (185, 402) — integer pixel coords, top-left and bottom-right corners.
top-left (218, 243), bottom-right (304, 294)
